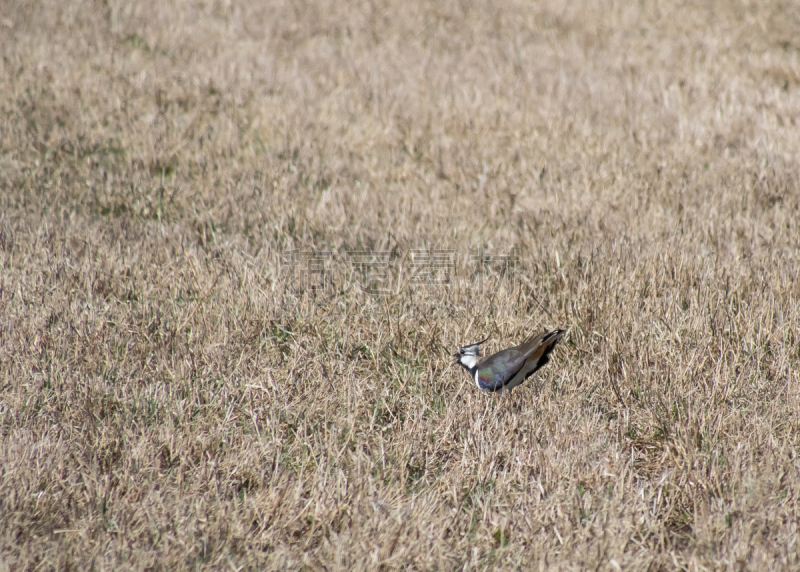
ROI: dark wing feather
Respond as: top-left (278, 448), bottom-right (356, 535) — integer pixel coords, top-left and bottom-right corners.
top-left (476, 329), bottom-right (565, 392)
top-left (521, 331), bottom-right (563, 380)
top-left (475, 346), bottom-right (528, 392)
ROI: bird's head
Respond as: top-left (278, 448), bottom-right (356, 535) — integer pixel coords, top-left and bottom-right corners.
top-left (452, 336), bottom-right (489, 369)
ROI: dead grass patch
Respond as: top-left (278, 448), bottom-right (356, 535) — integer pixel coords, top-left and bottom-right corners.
top-left (2, 0), bottom-right (800, 569)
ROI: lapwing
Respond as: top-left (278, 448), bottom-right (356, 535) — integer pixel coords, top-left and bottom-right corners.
top-left (453, 329), bottom-right (565, 394)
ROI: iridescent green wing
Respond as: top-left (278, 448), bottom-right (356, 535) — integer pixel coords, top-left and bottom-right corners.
top-left (475, 347), bottom-right (527, 392)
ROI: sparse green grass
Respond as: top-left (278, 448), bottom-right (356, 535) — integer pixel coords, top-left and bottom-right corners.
top-left (2, 0), bottom-right (800, 569)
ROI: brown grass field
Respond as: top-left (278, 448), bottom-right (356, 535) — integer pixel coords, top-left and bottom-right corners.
top-left (2, 0), bottom-right (800, 569)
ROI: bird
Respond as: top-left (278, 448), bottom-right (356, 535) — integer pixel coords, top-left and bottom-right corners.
top-left (452, 329), bottom-right (565, 394)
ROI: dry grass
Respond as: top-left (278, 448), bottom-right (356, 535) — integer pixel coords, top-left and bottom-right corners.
top-left (2, 0), bottom-right (800, 569)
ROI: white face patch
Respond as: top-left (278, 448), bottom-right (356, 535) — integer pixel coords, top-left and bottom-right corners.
top-left (459, 354), bottom-right (479, 369)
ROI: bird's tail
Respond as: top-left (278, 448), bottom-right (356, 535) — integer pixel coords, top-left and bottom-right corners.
top-left (526, 329), bottom-right (566, 373)
top-left (523, 328), bottom-right (565, 349)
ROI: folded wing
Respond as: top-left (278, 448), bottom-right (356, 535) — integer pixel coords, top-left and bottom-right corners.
top-left (475, 346), bottom-right (527, 391)
top-left (475, 330), bottom-right (564, 392)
